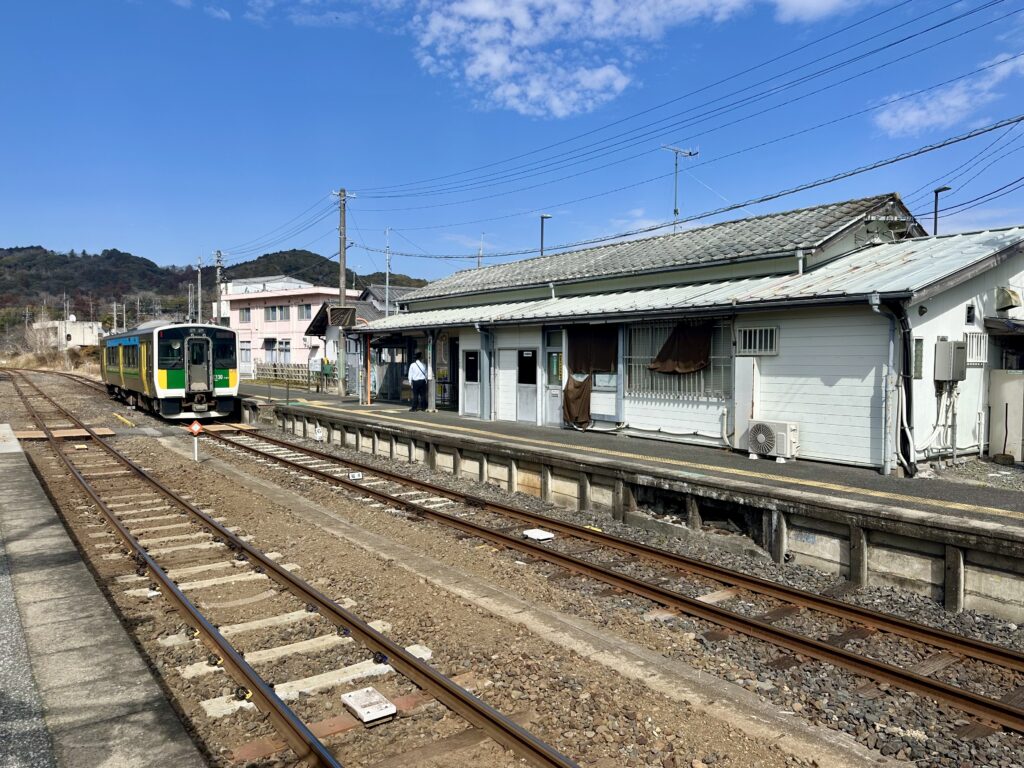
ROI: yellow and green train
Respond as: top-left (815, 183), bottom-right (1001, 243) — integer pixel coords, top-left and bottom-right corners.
top-left (101, 323), bottom-right (239, 419)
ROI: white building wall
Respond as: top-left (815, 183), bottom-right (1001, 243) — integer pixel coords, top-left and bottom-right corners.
top-left (740, 307), bottom-right (889, 467)
top-left (623, 397), bottom-right (728, 442)
top-left (908, 248), bottom-right (1024, 459)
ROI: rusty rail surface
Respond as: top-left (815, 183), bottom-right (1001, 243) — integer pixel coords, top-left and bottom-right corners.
top-left (206, 427), bottom-right (1024, 734)
top-left (10, 370), bottom-right (578, 768)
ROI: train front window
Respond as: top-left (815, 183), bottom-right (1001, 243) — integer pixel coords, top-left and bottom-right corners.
top-left (214, 332), bottom-right (236, 368)
top-left (159, 338), bottom-right (184, 369)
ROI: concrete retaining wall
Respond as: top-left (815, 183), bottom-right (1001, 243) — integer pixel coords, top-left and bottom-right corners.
top-left (250, 403), bottom-right (1024, 622)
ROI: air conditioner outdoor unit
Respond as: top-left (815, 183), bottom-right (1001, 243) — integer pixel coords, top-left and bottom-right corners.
top-left (748, 420), bottom-right (799, 460)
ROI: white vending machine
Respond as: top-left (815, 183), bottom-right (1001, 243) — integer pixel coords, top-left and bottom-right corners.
top-left (989, 370), bottom-right (1024, 462)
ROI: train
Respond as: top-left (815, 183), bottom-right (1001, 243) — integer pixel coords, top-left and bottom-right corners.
top-left (101, 322), bottom-right (240, 419)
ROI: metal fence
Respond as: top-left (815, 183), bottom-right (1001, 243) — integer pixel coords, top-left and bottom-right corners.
top-left (253, 361), bottom-right (338, 389)
top-left (625, 319), bottom-right (733, 399)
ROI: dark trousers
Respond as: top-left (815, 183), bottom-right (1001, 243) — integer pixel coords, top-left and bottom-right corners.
top-left (411, 379), bottom-right (427, 411)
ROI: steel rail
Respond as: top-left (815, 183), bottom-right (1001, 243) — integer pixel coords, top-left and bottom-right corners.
top-left (9, 373), bottom-right (343, 768)
top-left (205, 429), bottom-right (1024, 734)
top-left (12, 371), bottom-right (578, 768)
top-left (215, 429), bottom-right (1024, 674)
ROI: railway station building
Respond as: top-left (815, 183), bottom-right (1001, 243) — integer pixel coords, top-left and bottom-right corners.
top-left (355, 194), bottom-right (1024, 474)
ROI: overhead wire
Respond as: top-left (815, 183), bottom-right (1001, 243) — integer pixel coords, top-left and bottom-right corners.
top-left (350, 112), bottom-right (1024, 260)
top-left (384, 53), bottom-right (1024, 234)
top-left (357, 0), bottom-right (1010, 200)
top-left (356, 0), bottom-right (922, 194)
top-left (355, 7), bottom-right (1023, 215)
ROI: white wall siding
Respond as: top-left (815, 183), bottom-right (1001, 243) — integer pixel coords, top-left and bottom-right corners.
top-left (744, 308), bottom-right (889, 467)
top-left (624, 396), bottom-right (728, 442)
top-left (908, 248), bottom-right (1024, 459)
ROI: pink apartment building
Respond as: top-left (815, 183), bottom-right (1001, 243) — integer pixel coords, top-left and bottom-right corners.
top-left (214, 276), bottom-right (359, 376)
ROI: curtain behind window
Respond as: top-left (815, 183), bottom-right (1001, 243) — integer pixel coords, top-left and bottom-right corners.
top-left (647, 321), bottom-right (714, 374)
top-left (567, 325), bottom-right (617, 374)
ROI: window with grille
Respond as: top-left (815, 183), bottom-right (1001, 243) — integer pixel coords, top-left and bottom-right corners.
top-left (626, 320), bottom-right (733, 399)
top-left (239, 307), bottom-right (251, 323)
top-left (736, 326), bottom-right (778, 355)
top-left (299, 304), bottom-right (312, 320)
top-left (965, 332), bottom-right (987, 366)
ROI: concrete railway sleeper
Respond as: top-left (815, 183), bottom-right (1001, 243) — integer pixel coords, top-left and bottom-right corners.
top-left (9, 371), bottom-right (578, 768)
top-left (205, 427), bottom-right (1024, 735)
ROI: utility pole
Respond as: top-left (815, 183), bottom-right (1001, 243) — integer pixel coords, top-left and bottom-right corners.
top-left (111, 302), bottom-right (117, 333)
top-left (196, 255), bottom-right (203, 324)
top-left (662, 145), bottom-right (699, 231)
top-left (477, 233), bottom-right (484, 269)
top-left (385, 227), bottom-right (391, 318)
top-left (136, 295), bottom-right (141, 326)
top-left (540, 214), bottom-right (552, 258)
top-left (214, 249), bottom-right (224, 326)
top-left (333, 188), bottom-right (348, 395)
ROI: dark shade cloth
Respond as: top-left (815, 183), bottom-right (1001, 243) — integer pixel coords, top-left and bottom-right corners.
top-left (562, 374), bottom-right (592, 427)
top-left (567, 325), bottom-right (618, 374)
top-left (648, 321), bottom-right (714, 374)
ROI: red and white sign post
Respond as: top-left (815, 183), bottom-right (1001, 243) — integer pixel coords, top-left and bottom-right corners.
top-left (188, 420), bottom-right (204, 462)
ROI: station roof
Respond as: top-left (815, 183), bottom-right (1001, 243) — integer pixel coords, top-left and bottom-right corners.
top-left (359, 228), bottom-right (1024, 331)
top-left (402, 194), bottom-right (919, 303)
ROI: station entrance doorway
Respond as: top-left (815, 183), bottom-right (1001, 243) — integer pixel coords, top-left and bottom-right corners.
top-left (496, 348), bottom-right (538, 423)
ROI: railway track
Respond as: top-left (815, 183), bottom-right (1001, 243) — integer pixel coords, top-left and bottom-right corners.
top-left (8, 370), bottom-right (578, 768)
top-left (201, 426), bottom-right (1024, 736)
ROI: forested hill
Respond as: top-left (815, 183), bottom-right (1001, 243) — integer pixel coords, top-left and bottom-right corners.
top-left (0, 246), bottom-right (427, 307)
top-left (0, 247), bottom-right (187, 304)
top-left (224, 249), bottom-right (428, 289)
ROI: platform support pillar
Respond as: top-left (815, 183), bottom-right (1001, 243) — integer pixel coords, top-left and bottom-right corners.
top-left (452, 448), bottom-right (462, 477)
top-left (685, 495), bottom-right (701, 531)
top-left (944, 545), bottom-right (965, 613)
top-left (612, 479), bottom-right (635, 522)
top-left (508, 459), bottom-right (518, 494)
top-left (541, 465), bottom-right (552, 504)
top-left (479, 454), bottom-right (488, 484)
top-left (579, 472), bottom-right (591, 511)
top-left (371, 431), bottom-right (379, 456)
top-left (768, 510), bottom-right (787, 565)
top-left (849, 525), bottom-right (868, 586)
top-left (353, 429), bottom-right (361, 452)
top-left (428, 443), bottom-right (438, 471)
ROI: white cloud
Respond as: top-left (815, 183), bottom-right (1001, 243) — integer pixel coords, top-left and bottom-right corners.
top-left (874, 53), bottom-right (1024, 138)
top-left (411, 0), bottom-right (861, 118)
top-left (204, 5), bottom-right (232, 20)
top-left (227, 1), bottom-right (864, 118)
top-left (772, 0), bottom-right (867, 23)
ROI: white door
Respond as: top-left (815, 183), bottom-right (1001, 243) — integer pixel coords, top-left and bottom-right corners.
top-left (496, 349), bottom-right (517, 421)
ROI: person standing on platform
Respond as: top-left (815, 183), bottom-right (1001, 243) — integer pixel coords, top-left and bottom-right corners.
top-left (408, 352), bottom-right (429, 411)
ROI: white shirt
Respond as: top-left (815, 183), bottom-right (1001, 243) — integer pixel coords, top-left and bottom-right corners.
top-left (409, 360), bottom-right (430, 381)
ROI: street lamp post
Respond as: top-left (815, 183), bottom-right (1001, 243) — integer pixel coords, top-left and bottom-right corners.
top-left (933, 185), bottom-right (952, 236)
top-left (540, 214), bottom-right (552, 258)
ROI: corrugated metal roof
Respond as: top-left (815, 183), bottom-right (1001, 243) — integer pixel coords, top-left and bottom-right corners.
top-left (403, 194), bottom-right (910, 303)
top-left (362, 228), bottom-right (1024, 332)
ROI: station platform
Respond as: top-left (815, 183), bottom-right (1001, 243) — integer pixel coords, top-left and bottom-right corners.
top-left (0, 425), bottom-right (206, 768)
top-left (240, 384), bottom-right (1024, 527)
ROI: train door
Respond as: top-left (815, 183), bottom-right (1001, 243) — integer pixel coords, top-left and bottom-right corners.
top-left (140, 341), bottom-right (151, 396)
top-left (186, 336), bottom-right (212, 392)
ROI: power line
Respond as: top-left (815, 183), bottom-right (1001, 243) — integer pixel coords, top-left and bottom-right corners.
top-left (370, 52), bottom-right (1024, 234)
top-left (903, 121), bottom-right (1022, 206)
top-left (355, 6), bottom-right (1021, 215)
top-left (356, 0), bottom-right (922, 194)
top-left (352, 112), bottom-right (1024, 260)
top-left (220, 194), bottom-right (332, 253)
top-left (357, 0), bottom-right (1008, 200)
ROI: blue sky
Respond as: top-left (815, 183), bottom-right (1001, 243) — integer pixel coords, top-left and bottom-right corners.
top-left (2, 0), bottom-right (1024, 283)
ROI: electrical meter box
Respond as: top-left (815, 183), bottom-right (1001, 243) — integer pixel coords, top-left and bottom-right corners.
top-left (934, 340), bottom-right (967, 381)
